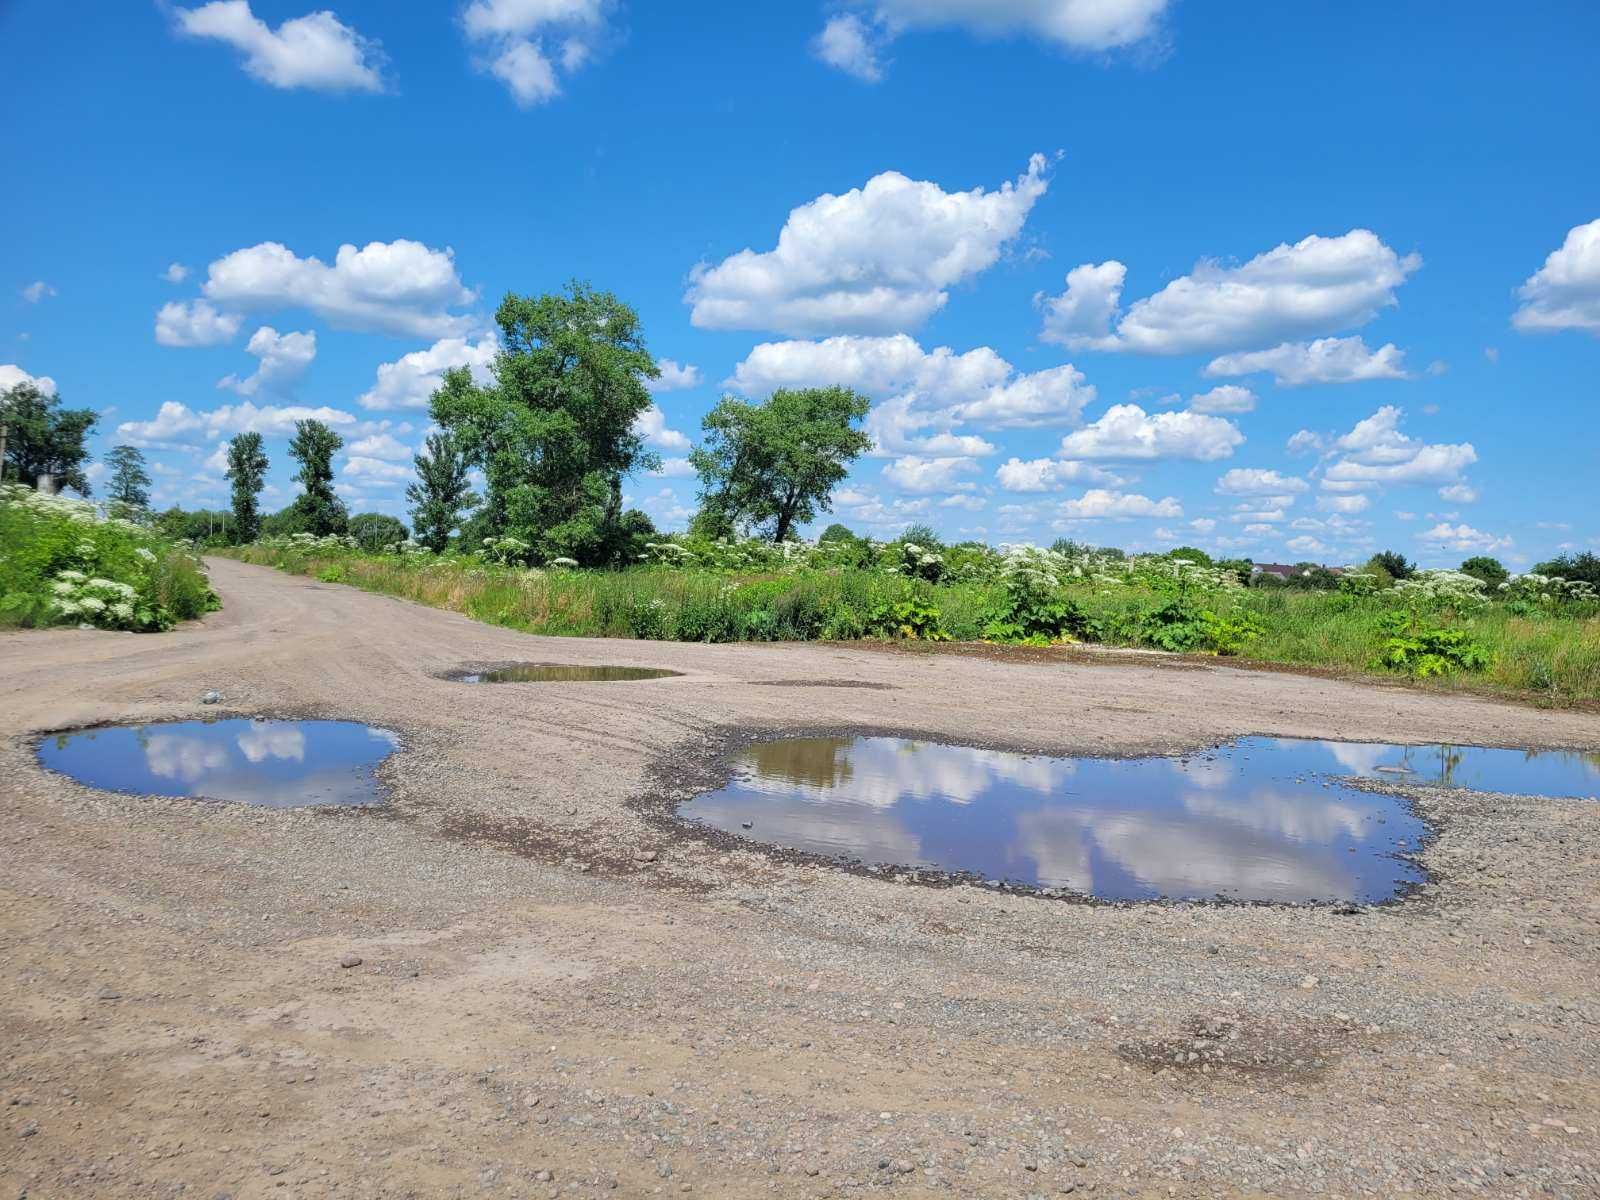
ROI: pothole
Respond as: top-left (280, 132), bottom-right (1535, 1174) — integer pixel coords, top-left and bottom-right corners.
top-left (672, 735), bottom-right (1596, 903)
top-left (37, 719), bottom-right (398, 808)
top-left (445, 663), bottom-right (682, 683)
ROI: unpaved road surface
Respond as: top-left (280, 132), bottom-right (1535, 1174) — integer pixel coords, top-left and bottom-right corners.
top-left (4, 557), bottom-right (1600, 1199)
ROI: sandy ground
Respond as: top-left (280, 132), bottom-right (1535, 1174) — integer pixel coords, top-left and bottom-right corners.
top-left (3, 557), bottom-right (1600, 1199)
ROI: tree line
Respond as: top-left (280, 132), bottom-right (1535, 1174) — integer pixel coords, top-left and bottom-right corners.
top-left (10, 281), bottom-right (1595, 584)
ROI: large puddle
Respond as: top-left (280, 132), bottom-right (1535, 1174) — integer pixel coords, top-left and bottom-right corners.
top-left (453, 664), bottom-right (682, 683)
top-left (38, 719), bottom-right (399, 808)
top-left (677, 737), bottom-right (1597, 903)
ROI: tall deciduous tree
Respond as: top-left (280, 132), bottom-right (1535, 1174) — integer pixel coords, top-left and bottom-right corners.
top-left (690, 386), bottom-right (871, 543)
top-left (105, 444), bottom-right (152, 509)
top-left (405, 431), bottom-right (477, 552)
top-left (286, 419), bottom-right (347, 536)
top-left (1, 382), bottom-right (98, 494)
top-left (225, 432), bottom-right (269, 543)
top-left (429, 284), bottom-right (659, 565)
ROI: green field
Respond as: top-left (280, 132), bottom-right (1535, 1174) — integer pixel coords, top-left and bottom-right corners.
top-left (219, 536), bottom-right (1600, 708)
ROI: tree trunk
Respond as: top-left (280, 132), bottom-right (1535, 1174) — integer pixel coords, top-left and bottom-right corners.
top-left (772, 489), bottom-right (799, 543)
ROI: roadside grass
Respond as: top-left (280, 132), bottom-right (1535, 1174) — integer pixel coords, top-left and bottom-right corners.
top-left (219, 544), bottom-right (1600, 707)
top-left (0, 484), bottom-right (218, 632)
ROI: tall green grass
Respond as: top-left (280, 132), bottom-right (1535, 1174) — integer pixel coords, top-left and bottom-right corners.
top-left (220, 545), bottom-right (1600, 706)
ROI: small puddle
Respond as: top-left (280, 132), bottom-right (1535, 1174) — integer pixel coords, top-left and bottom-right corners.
top-left (677, 737), bottom-right (1597, 903)
top-left (451, 664), bottom-right (682, 683)
top-left (37, 719), bottom-right (399, 808)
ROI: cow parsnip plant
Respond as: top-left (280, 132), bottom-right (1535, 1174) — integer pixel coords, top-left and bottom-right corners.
top-left (0, 483), bottom-right (218, 631)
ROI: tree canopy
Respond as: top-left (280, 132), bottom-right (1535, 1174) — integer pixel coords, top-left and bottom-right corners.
top-left (1459, 555), bottom-right (1509, 587)
top-left (405, 431), bottom-right (477, 553)
top-left (1532, 551), bottom-right (1600, 587)
top-left (430, 284), bottom-right (659, 565)
top-left (1, 382), bottom-right (98, 494)
top-left (690, 385), bottom-right (870, 543)
top-left (225, 432), bottom-right (269, 544)
top-left (1367, 550), bottom-right (1415, 581)
top-left (285, 420), bottom-right (347, 537)
top-left (106, 444), bottom-right (152, 509)
top-left (349, 512), bottom-right (409, 551)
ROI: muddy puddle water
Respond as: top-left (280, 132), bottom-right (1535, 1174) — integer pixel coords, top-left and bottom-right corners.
top-left (38, 719), bottom-right (399, 808)
top-left (679, 737), bottom-right (1596, 902)
top-left (455, 664), bottom-right (681, 683)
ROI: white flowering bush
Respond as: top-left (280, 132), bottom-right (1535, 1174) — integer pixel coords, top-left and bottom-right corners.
top-left (480, 534), bottom-right (532, 565)
top-left (1392, 569), bottom-right (1490, 612)
top-left (1, 482), bottom-right (217, 631)
top-left (1504, 572), bottom-right (1599, 608)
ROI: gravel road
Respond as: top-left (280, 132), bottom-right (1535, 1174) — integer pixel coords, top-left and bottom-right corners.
top-left (3, 556), bottom-right (1598, 1198)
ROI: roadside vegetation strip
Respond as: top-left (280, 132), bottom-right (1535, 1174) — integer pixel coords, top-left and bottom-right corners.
top-left (218, 534), bottom-right (1600, 706)
top-left (0, 483), bottom-right (218, 632)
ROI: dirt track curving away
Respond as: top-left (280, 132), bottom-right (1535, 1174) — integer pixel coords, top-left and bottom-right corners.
top-left (4, 557), bottom-right (1600, 1198)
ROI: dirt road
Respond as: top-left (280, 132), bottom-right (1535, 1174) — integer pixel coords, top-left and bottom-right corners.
top-left (4, 557), bottom-right (1599, 1198)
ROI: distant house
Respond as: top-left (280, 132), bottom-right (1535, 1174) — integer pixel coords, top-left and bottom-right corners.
top-left (1252, 562), bottom-right (1346, 580)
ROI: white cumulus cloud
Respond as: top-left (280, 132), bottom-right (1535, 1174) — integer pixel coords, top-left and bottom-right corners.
top-left (197, 239), bottom-right (475, 338)
top-left (995, 457), bottom-right (1123, 492)
top-left (882, 455), bottom-right (979, 494)
top-left (646, 359), bottom-right (703, 393)
top-left (218, 326), bottom-right (316, 396)
top-left (1420, 523), bottom-right (1512, 553)
top-left (346, 432), bottom-right (413, 461)
top-left (634, 405), bottom-right (691, 451)
top-left (816, 0), bottom-right (1171, 82)
top-left (21, 281), bottom-right (55, 304)
top-left (117, 399), bottom-right (359, 449)
top-left (1512, 218), bottom-right (1600, 335)
top-left (687, 155), bottom-right (1049, 336)
top-left (358, 334), bottom-right (498, 410)
top-left (1205, 336), bottom-right (1410, 386)
top-left (813, 14), bottom-right (884, 81)
top-left (461, 0), bottom-right (609, 107)
top-left (173, 1), bottom-right (387, 93)
top-left (342, 455), bottom-right (413, 484)
top-left (1056, 404), bottom-right (1243, 462)
top-left (1039, 230), bottom-right (1420, 356)
top-left (1188, 384), bottom-right (1257, 414)
top-left (1214, 468), bottom-right (1307, 496)
top-left (1316, 493), bottom-right (1370, 514)
top-left (1058, 489), bottom-right (1181, 520)
top-left (0, 364), bottom-right (57, 396)
top-left (155, 300), bottom-right (242, 347)
top-left (1321, 406), bottom-right (1476, 487)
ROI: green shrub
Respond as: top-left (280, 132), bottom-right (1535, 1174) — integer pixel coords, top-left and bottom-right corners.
top-left (1371, 613), bottom-right (1492, 677)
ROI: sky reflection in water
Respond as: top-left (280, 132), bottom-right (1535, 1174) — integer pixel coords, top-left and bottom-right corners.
top-left (39, 719), bottom-right (398, 808)
top-left (679, 737), bottom-right (1599, 902)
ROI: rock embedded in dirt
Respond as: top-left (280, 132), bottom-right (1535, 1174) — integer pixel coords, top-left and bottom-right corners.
top-left (339, 954), bottom-right (363, 969)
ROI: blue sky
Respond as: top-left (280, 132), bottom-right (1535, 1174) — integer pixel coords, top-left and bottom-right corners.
top-left (3, 0), bottom-right (1597, 567)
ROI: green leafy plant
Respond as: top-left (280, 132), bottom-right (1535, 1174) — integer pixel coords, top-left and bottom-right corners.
top-left (1371, 612), bottom-right (1491, 677)
top-left (1197, 609), bottom-right (1265, 656)
top-left (981, 588), bottom-right (1090, 644)
top-left (868, 596), bottom-right (948, 641)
